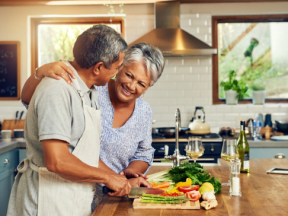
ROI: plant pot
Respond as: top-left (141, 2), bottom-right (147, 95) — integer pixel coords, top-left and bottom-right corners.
top-left (252, 90), bottom-right (265, 105)
top-left (225, 90), bottom-right (238, 105)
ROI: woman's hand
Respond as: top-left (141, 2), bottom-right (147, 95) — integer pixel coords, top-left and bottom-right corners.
top-left (127, 177), bottom-right (152, 188)
top-left (37, 61), bottom-right (76, 86)
top-left (119, 169), bottom-right (148, 180)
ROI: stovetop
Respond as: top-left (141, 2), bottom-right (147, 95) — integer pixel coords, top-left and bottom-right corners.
top-left (152, 133), bottom-right (222, 142)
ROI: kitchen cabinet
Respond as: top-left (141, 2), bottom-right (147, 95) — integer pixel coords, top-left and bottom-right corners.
top-left (0, 149), bottom-right (17, 216)
top-left (19, 149), bottom-right (27, 162)
top-left (250, 147), bottom-right (288, 159)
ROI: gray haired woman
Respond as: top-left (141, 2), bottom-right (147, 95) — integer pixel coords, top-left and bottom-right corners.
top-left (21, 42), bottom-right (165, 212)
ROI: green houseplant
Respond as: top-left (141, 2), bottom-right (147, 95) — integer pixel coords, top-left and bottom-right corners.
top-left (220, 70), bottom-right (249, 104)
top-left (250, 81), bottom-right (266, 105)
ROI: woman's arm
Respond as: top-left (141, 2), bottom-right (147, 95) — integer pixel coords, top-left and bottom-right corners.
top-left (120, 161), bottom-right (149, 179)
top-left (120, 107), bottom-right (154, 179)
top-left (21, 61), bottom-right (76, 104)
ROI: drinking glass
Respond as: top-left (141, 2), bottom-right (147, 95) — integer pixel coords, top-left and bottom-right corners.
top-left (186, 137), bottom-right (204, 163)
top-left (221, 139), bottom-right (239, 186)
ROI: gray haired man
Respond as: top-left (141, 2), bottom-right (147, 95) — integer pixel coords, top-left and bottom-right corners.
top-left (7, 25), bottom-right (131, 216)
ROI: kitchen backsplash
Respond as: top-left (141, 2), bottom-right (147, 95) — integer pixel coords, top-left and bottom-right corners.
top-left (125, 12), bottom-right (288, 129)
top-left (0, 10), bottom-right (287, 128)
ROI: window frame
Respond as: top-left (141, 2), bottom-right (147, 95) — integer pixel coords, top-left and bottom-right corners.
top-left (212, 14), bottom-right (288, 104)
top-left (30, 17), bottom-right (125, 75)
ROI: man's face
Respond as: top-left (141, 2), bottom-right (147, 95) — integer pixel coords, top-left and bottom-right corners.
top-left (97, 52), bottom-right (125, 86)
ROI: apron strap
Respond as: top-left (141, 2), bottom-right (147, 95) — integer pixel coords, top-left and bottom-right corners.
top-left (17, 158), bottom-right (44, 173)
top-left (72, 76), bottom-right (86, 106)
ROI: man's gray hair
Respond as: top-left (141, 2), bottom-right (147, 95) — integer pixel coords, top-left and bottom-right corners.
top-left (123, 43), bottom-right (165, 86)
top-left (73, 25), bottom-right (127, 69)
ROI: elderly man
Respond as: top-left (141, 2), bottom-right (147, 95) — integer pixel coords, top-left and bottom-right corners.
top-left (7, 25), bottom-right (131, 216)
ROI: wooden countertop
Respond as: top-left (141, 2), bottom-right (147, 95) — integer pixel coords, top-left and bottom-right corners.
top-left (92, 159), bottom-right (288, 216)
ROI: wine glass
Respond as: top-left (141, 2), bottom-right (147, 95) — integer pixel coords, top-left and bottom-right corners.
top-left (221, 139), bottom-right (239, 186)
top-left (186, 137), bottom-right (205, 163)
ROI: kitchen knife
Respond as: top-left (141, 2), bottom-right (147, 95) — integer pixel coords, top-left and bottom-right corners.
top-left (18, 111), bottom-right (24, 123)
top-left (15, 111), bottom-right (19, 124)
top-left (102, 186), bottom-right (164, 198)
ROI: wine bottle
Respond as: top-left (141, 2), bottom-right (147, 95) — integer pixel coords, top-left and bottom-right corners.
top-left (237, 120), bottom-right (250, 173)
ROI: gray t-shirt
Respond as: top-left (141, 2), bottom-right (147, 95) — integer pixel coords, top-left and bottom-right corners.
top-left (7, 62), bottom-right (99, 216)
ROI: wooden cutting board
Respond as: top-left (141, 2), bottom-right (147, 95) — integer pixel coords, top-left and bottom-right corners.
top-left (133, 198), bottom-right (200, 210)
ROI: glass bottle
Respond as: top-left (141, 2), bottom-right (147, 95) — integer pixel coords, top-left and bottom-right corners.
top-left (237, 120), bottom-right (250, 173)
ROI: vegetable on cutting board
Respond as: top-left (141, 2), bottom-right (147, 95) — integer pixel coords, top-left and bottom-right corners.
top-left (140, 193), bottom-right (190, 204)
top-left (152, 182), bottom-right (171, 189)
top-left (199, 182), bottom-right (214, 195)
top-left (165, 162), bottom-right (222, 194)
top-left (178, 185), bottom-right (199, 193)
top-left (202, 190), bottom-right (216, 201)
top-left (201, 199), bottom-right (218, 210)
top-left (175, 178), bottom-right (192, 187)
top-left (185, 191), bottom-right (201, 202)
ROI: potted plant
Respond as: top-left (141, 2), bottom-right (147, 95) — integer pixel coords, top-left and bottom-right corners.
top-left (250, 81), bottom-right (265, 105)
top-left (220, 70), bottom-right (249, 105)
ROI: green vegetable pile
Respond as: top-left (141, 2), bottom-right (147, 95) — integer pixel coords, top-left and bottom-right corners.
top-left (166, 162), bottom-right (222, 194)
top-left (140, 194), bottom-right (190, 204)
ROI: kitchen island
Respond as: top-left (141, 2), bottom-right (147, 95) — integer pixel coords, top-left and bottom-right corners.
top-left (92, 159), bottom-right (288, 216)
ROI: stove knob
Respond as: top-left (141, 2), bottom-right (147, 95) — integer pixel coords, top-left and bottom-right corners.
top-left (210, 145), bottom-right (214, 152)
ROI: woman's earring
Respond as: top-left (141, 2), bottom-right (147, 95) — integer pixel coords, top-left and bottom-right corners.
top-left (142, 94), bottom-right (144, 98)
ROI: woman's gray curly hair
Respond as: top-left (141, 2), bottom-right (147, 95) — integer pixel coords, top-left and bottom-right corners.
top-left (122, 43), bottom-right (165, 86)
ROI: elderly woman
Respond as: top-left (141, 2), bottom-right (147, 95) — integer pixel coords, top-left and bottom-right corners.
top-left (21, 42), bottom-right (165, 210)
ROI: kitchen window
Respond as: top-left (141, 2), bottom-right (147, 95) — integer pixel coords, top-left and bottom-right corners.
top-left (30, 16), bottom-right (125, 75)
top-left (212, 15), bottom-right (288, 104)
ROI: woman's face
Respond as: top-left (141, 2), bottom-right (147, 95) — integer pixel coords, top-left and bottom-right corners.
top-left (115, 61), bottom-right (151, 103)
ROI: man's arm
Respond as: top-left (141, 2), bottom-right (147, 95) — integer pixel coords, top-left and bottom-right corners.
top-left (42, 139), bottom-right (131, 196)
top-left (99, 159), bottom-right (117, 175)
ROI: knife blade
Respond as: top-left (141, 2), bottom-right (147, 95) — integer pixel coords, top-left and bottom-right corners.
top-left (15, 111), bottom-right (19, 124)
top-left (102, 186), bottom-right (164, 198)
top-left (18, 111), bottom-right (24, 123)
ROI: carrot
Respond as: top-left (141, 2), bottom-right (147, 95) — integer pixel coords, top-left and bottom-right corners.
top-left (157, 186), bottom-right (170, 191)
top-left (153, 182), bottom-right (171, 189)
top-left (151, 182), bottom-right (156, 187)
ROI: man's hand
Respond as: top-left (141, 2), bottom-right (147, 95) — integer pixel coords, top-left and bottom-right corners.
top-left (105, 173), bottom-right (131, 197)
top-left (127, 177), bottom-right (152, 188)
top-left (119, 169), bottom-right (148, 180)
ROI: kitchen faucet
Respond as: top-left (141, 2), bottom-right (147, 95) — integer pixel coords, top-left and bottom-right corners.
top-left (165, 108), bottom-right (190, 167)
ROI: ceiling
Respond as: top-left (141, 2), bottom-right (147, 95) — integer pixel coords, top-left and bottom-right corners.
top-left (0, 0), bottom-right (285, 6)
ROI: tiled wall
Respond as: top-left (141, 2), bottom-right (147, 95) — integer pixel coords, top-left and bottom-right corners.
top-left (1, 10), bottom-right (287, 129)
top-left (125, 13), bottom-right (288, 129)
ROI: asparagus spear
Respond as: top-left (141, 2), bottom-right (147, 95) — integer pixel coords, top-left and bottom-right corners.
top-left (142, 194), bottom-right (186, 200)
top-left (141, 196), bottom-right (186, 201)
top-left (140, 199), bottom-right (190, 204)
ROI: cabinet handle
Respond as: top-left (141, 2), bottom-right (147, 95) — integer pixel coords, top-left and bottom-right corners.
top-left (4, 159), bottom-right (9, 164)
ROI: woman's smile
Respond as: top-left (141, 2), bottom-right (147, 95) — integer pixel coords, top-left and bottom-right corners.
top-left (121, 84), bottom-right (134, 96)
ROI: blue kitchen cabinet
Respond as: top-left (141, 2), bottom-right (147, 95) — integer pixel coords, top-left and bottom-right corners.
top-left (250, 147), bottom-right (288, 159)
top-left (19, 149), bottom-right (27, 162)
top-left (0, 149), bottom-right (18, 216)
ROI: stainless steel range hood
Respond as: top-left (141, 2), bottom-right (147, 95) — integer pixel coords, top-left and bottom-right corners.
top-left (128, 1), bottom-right (217, 56)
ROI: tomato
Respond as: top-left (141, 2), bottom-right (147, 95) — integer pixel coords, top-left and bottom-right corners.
top-left (178, 185), bottom-right (200, 193)
top-left (185, 191), bottom-right (201, 202)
